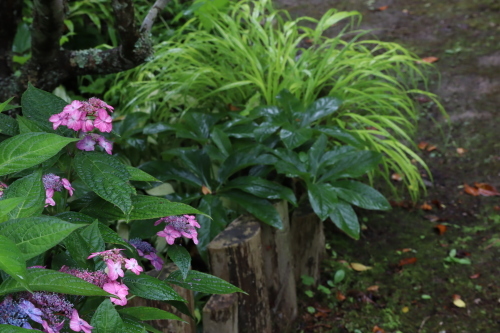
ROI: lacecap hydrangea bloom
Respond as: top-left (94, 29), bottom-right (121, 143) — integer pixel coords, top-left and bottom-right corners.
top-left (155, 215), bottom-right (200, 245)
top-left (128, 238), bottom-right (164, 271)
top-left (42, 173), bottom-right (74, 207)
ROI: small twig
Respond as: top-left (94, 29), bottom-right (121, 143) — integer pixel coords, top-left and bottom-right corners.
top-left (141, 0), bottom-right (170, 33)
top-left (418, 315), bottom-right (430, 332)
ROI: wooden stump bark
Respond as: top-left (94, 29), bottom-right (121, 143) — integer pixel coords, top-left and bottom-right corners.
top-left (202, 293), bottom-right (238, 333)
top-left (290, 203), bottom-right (326, 286)
top-left (260, 200), bottom-right (297, 330)
top-left (207, 215), bottom-right (272, 333)
top-left (127, 263), bottom-right (196, 333)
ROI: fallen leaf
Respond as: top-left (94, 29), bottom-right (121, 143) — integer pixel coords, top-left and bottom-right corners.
top-left (377, 5), bottom-right (389, 11)
top-left (425, 215), bottom-right (441, 222)
top-left (402, 9), bottom-right (409, 14)
top-left (372, 325), bottom-right (386, 333)
top-left (456, 147), bottom-right (466, 155)
top-left (401, 306), bottom-right (409, 313)
top-left (228, 104), bottom-right (241, 111)
top-left (469, 273), bottom-right (480, 279)
top-left (391, 173), bottom-right (403, 181)
top-left (452, 294), bottom-right (466, 308)
top-left (494, 205), bottom-right (500, 211)
top-left (336, 291), bottom-right (346, 301)
top-left (434, 224), bottom-right (447, 235)
top-left (415, 96), bottom-right (431, 103)
top-left (464, 183), bottom-right (479, 196)
top-left (201, 185), bottom-right (212, 195)
top-left (401, 248), bottom-right (413, 253)
top-left (420, 202), bottom-right (432, 211)
top-left (366, 285), bottom-right (379, 292)
top-left (304, 38), bottom-right (313, 44)
top-left (398, 257), bottom-right (417, 266)
top-left (475, 182), bottom-right (500, 196)
top-left (418, 141), bottom-right (428, 150)
top-left (421, 56), bottom-right (439, 63)
top-left (350, 263), bottom-right (372, 271)
top-left (426, 144), bottom-right (437, 152)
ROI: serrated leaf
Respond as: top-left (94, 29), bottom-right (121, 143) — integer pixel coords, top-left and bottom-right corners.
top-left (0, 325), bottom-right (36, 332)
top-left (0, 216), bottom-right (84, 260)
top-left (166, 270), bottom-right (244, 294)
top-left (119, 307), bottom-right (184, 322)
top-left (126, 165), bottom-right (160, 182)
top-left (17, 116), bottom-right (44, 134)
top-left (0, 197), bottom-right (24, 220)
top-left (0, 268), bottom-right (113, 296)
top-left (122, 271), bottom-right (185, 302)
top-left (220, 190), bottom-right (282, 229)
top-left (127, 195), bottom-right (204, 220)
top-left (91, 299), bottom-right (124, 333)
top-left (0, 235), bottom-right (28, 289)
top-left (167, 245), bottom-right (191, 280)
top-left (329, 201), bottom-right (360, 240)
top-left (120, 315), bottom-right (147, 333)
top-left (0, 113), bottom-right (19, 136)
top-left (3, 169), bottom-right (44, 218)
top-left (74, 152), bottom-right (133, 214)
top-left (0, 133), bottom-right (78, 176)
top-left (331, 180), bottom-right (391, 211)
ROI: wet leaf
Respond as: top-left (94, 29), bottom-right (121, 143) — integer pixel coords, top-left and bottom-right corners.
top-left (421, 56), bottom-right (439, 63)
top-left (366, 285), bottom-right (379, 292)
top-left (391, 173), bottom-right (403, 181)
top-left (372, 325), bottom-right (386, 333)
top-left (201, 185), bottom-right (212, 195)
top-left (464, 183), bottom-right (479, 196)
top-left (474, 183), bottom-right (500, 196)
top-left (398, 257), bottom-right (417, 266)
top-left (469, 273), bottom-right (480, 279)
top-left (426, 144), bottom-right (437, 152)
top-left (434, 224), bottom-right (447, 235)
top-left (420, 202), bottom-right (432, 211)
top-left (336, 291), bottom-right (346, 301)
top-left (350, 263), bottom-right (372, 271)
top-left (418, 141), bottom-right (428, 150)
top-left (377, 5), bottom-right (389, 11)
top-left (456, 147), bottom-right (466, 155)
top-left (452, 294), bottom-right (466, 308)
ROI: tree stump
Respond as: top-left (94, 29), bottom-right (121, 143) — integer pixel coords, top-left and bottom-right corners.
top-left (127, 263), bottom-right (196, 333)
top-left (207, 215), bottom-right (272, 333)
top-left (202, 293), bottom-right (238, 333)
top-left (260, 200), bottom-right (297, 330)
top-left (290, 203), bottom-right (326, 286)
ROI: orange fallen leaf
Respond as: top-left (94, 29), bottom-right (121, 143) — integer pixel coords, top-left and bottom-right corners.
top-left (336, 291), bottom-right (346, 301)
top-left (228, 104), bottom-right (241, 111)
top-left (434, 224), bottom-right (447, 235)
top-left (421, 56), bottom-right (439, 63)
top-left (398, 257), bottom-right (417, 266)
top-left (469, 273), bottom-right (480, 279)
top-left (418, 141), bottom-right (428, 150)
top-left (377, 5), bottom-right (389, 11)
top-left (456, 147), bottom-right (466, 155)
top-left (464, 183), bottom-right (479, 196)
top-left (350, 263), bottom-right (372, 271)
top-left (372, 325), bottom-right (386, 333)
top-left (366, 285), bottom-right (379, 292)
top-left (493, 205), bottom-right (500, 211)
top-left (201, 185), bottom-right (212, 195)
top-left (391, 173), bottom-right (403, 181)
top-left (426, 144), bottom-right (437, 152)
top-left (420, 202), bottom-right (432, 211)
top-left (475, 182), bottom-right (500, 196)
top-left (401, 248), bottom-right (413, 253)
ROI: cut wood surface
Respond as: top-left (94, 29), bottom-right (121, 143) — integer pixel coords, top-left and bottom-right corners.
top-left (261, 200), bottom-right (297, 329)
top-left (202, 293), bottom-right (238, 333)
top-left (290, 203), bottom-right (326, 286)
top-left (127, 262), bottom-right (195, 333)
top-left (207, 215), bottom-right (272, 333)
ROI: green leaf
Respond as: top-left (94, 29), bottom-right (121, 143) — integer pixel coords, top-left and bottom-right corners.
top-left (0, 133), bottom-right (78, 176)
top-left (196, 196), bottom-right (229, 262)
top-left (119, 307), bottom-right (184, 322)
top-left (91, 299), bottom-right (124, 333)
top-left (279, 127), bottom-right (313, 150)
top-left (0, 216), bottom-right (84, 260)
top-left (3, 169), bottom-right (44, 219)
top-left (331, 180), bottom-right (391, 210)
top-left (307, 183), bottom-right (338, 221)
top-left (122, 271), bottom-right (185, 302)
top-left (0, 268), bottom-right (113, 296)
top-left (166, 270), bottom-right (244, 294)
top-left (126, 165), bottom-right (160, 182)
top-left (21, 84), bottom-right (71, 135)
top-left (127, 195), bottom-right (204, 220)
top-left (165, 148), bottom-right (212, 187)
top-left (80, 220), bottom-right (106, 253)
top-left (0, 325), bottom-right (36, 332)
top-left (0, 197), bottom-right (24, 221)
top-left (308, 134), bottom-right (328, 178)
top-left (223, 176), bottom-right (297, 206)
top-left (217, 146), bottom-right (277, 183)
top-left (120, 315), bottom-right (147, 333)
top-left (272, 148), bottom-right (309, 179)
top-left (329, 201), bottom-right (360, 239)
top-left (0, 113), bottom-right (19, 136)
top-left (167, 245), bottom-right (191, 280)
top-left (210, 126), bottom-right (232, 157)
top-left (319, 150), bottom-right (382, 182)
top-left (74, 152), bottom-right (133, 214)
top-left (0, 235), bottom-right (28, 289)
top-left (299, 96), bottom-right (341, 127)
top-left (17, 116), bottom-right (44, 134)
top-left (220, 190), bottom-right (283, 229)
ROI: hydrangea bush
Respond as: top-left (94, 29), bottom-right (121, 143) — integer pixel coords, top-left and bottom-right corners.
top-left (0, 85), bottom-right (241, 332)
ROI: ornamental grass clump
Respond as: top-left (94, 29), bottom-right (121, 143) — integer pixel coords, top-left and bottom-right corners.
top-left (112, 0), bottom-right (445, 199)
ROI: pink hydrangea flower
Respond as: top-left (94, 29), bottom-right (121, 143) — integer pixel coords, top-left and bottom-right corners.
top-left (105, 259), bottom-right (124, 281)
top-left (155, 215), bottom-right (200, 245)
top-left (103, 281), bottom-right (129, 306)
top-left (96, 136), bottom-right (113, 154)
top-left (93, 108), bottom-right (113, 133)
top-left (42, 173), bottom-right (74, 207)
top-left (157, 225), bottom-right (182, 245)
top-left (124, 258), bottom-right (143, 275)
top-left (69, 309), bottom-right (93, 333)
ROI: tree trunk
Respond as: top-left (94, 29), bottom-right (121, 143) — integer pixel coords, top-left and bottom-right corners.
top-left (207, 215), bottom-right (272, 333)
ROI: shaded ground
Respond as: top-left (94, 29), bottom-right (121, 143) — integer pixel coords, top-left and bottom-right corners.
top-left (275, 0), bottom-right (500, 332)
